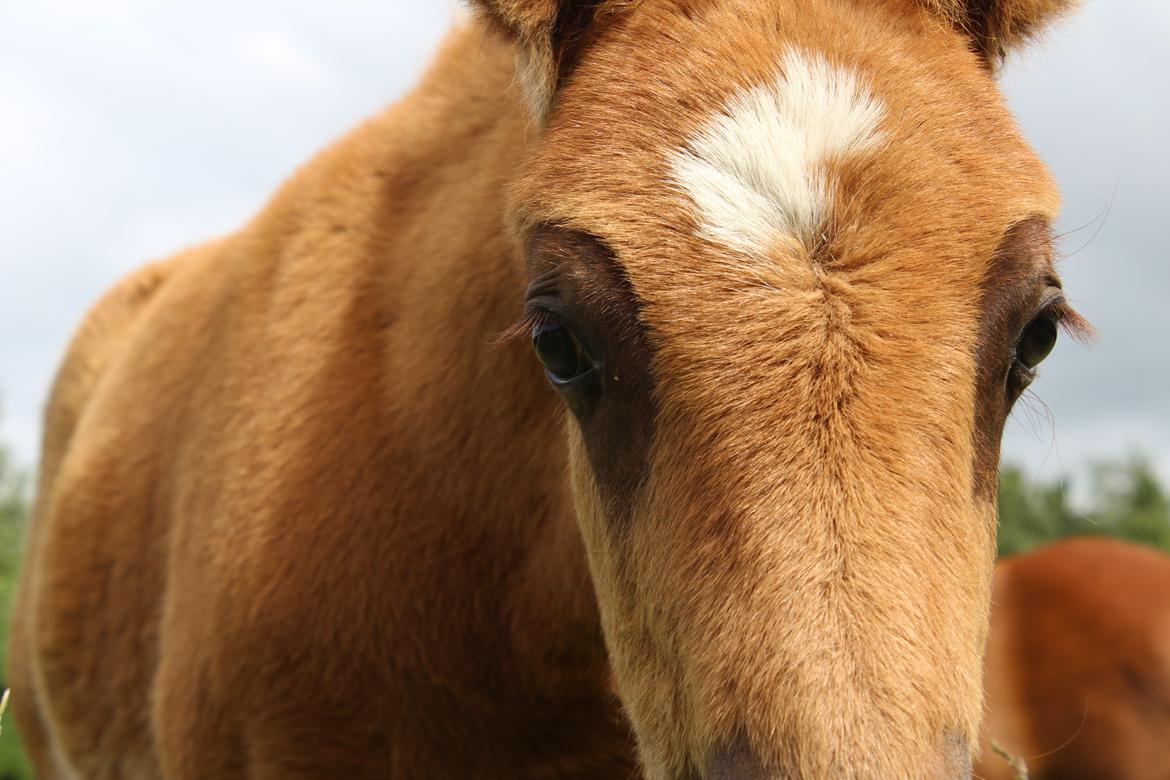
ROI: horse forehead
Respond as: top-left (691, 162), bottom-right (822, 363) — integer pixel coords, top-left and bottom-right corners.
top-left (659, 45), bottom-right (1056, 270)
top-left (666, 47), bottom-right (887, 263)
top-left (529, 13), bottom-right (1053, 221)
top-left (517, 2), bottom-right (1058, 313)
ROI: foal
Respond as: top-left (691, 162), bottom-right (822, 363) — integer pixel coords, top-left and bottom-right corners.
top-left (9, 0), bottom-right (1084, 777)
top-left (980, 538), bottom-right (1170, 780)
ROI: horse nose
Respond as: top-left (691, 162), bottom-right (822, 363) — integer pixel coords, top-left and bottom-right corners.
top-left (701, 733), bottom-right (973, 779)
top-left (704, 738), bottom-right (776, 780)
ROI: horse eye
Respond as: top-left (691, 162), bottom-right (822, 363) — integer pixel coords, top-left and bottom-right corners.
top-left (1016, 313), bottom-right (1058, 370)
top-left (533, 321), bottom-right (591, 381)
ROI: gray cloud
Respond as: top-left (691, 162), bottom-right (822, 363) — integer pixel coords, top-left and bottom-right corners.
top-left (1, 1), bottom-right (1166, 487)
top-left (998, 0), bottom-right (1170, 483)
top-left (0, 2), bottom-right (455, 461)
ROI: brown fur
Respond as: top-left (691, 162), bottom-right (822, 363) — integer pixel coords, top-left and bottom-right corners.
top-left (918, 0), bottom-right (1079, 64)
top-left (8, 1), bottom-right (1081, 777)
top-left (978, 538), bottom-right (1170, 780)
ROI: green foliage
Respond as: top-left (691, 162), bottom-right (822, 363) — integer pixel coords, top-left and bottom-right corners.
top-left (0, 418), bottom-right (31, 780)
top-left (997, 455), bottom-right (1170, 558)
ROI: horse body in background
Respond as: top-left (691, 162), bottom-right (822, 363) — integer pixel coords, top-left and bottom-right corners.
top-left (9, 1), bottom-right (1084, 777)
top-left (980, 537), bottom-right (1170, 780)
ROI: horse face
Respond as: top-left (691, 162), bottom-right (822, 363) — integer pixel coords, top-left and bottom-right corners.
top-left (480, 0), bottom-right (1083, 776)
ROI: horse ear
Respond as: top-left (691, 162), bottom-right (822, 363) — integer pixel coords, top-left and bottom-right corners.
top-left (918, 0), bottom-right (1078, 66)
top-left (467, 0), bottom-right (630, 120)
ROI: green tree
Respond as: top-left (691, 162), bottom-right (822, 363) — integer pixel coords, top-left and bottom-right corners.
top-left (1088, 456), bottom-right (1170, 549)
top-left (997, 455), bottom-right (1170, 558)
top-left (0, 411), bottom-right (31, 780)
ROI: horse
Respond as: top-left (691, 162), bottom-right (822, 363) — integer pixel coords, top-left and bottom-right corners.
top-left (978, 537), bottom-right (1170, 780)
top-left (7, 0), bottom-right (1088, 777)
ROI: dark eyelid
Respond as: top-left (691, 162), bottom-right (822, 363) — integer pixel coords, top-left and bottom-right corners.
top-left (496, 291), bottom-right (565, 346)
top-left (523, 294), bottom-right (570, 326)
top-left (523, 304), bottom-right (558, 333)
top-left (525, 267), bottom-right (561, 301)
top-left (1039, 291), bottom-right (1067, 316)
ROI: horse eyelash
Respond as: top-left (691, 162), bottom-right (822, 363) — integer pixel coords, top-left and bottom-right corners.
top-left (494, 306), bottom-right (556, 347)
top-left (1051, 299), bottom-right (1095, 344)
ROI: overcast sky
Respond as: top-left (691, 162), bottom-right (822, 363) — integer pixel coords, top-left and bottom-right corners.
top-left (1, 1), bottom-right (1167, 490)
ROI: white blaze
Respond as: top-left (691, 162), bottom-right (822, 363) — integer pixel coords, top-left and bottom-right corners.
top-left (668, 48), bottom-right (886, 258)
